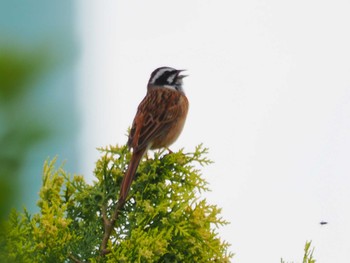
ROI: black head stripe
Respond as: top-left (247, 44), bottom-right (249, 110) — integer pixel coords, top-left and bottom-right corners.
top-left (149, 67), bottom-right (178, 85)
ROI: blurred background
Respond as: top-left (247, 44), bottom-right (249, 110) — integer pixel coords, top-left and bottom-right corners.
top-left (1, 1), bottom-right (350, 262)
top-left (0, 1), bottom-right (78, 217)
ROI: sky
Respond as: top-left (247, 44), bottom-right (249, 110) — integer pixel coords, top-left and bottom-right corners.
top-left (76, 1), bottom-right (350, 262)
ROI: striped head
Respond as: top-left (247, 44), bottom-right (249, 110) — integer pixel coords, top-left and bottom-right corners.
top-left (148, 67), bottom-right (187, 92)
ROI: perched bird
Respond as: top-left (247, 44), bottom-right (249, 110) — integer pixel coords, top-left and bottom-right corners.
top-left (119, 67), bottom-right (189, 204)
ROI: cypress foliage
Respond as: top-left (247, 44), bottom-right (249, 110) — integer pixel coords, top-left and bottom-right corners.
top-left (1, 144), bottom-right (233, 262)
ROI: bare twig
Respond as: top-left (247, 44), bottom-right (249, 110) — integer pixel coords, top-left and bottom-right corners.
top-left (69, 254), bottom-right (83, 263)
top-left (100, 199), bottom-right (125, 256)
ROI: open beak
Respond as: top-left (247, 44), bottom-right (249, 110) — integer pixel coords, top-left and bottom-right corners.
top-left (177, 69), bottom-right (188, 79)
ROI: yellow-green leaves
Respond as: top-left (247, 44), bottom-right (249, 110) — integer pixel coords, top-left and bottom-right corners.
top-left (1, 145), bottom-right (233, 262)
top-left (2, 158), bottom-right (74, 262)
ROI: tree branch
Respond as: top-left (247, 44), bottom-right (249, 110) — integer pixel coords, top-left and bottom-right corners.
top-left (68, 254), bottom-right (83, 263)
top-left (100, 199), bottom-right (125, 256)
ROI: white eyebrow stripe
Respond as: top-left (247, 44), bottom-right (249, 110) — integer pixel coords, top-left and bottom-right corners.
top-left (150, 68), bottom-right (171, 84)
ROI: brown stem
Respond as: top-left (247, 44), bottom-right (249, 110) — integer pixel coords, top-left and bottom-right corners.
top-left (68, 254), bottom-right (83, 263)
top-left (100, 199), bottom-right (125, 256)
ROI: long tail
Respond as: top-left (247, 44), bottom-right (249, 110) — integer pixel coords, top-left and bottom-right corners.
top-left (119, 149), bottom-right (146, 204)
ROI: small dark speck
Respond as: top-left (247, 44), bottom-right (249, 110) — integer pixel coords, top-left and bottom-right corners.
top-left (320, 221), bottom-right (328, 225)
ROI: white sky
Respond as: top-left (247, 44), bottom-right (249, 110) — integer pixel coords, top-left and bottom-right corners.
top-left (77, 1), bottom-right (350, 262)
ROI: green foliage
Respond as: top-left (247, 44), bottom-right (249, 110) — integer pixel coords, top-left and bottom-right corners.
top-left (0, 159), bottom-right (73, 263)
top-left (281, 241), bottom-right (316, 263)
top-left (1, 144), bottom-right (233, 262)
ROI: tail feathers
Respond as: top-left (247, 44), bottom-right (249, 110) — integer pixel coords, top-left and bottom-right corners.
top-left (119, 149), bottom-right (145, 203)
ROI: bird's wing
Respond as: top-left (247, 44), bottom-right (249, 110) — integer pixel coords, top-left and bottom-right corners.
top-left (128, 88), bottom-right (186, 151)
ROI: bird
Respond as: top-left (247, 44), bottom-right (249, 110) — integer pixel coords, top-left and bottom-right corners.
top-left (118, 67), bottom-right (189, 205)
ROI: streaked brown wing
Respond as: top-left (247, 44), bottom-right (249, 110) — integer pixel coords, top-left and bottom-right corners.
top-left (128, 88), bottom-right (184, 151)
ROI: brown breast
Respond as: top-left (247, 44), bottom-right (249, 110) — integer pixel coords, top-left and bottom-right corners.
top-left (150, 92), bottom-right (189, 149)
